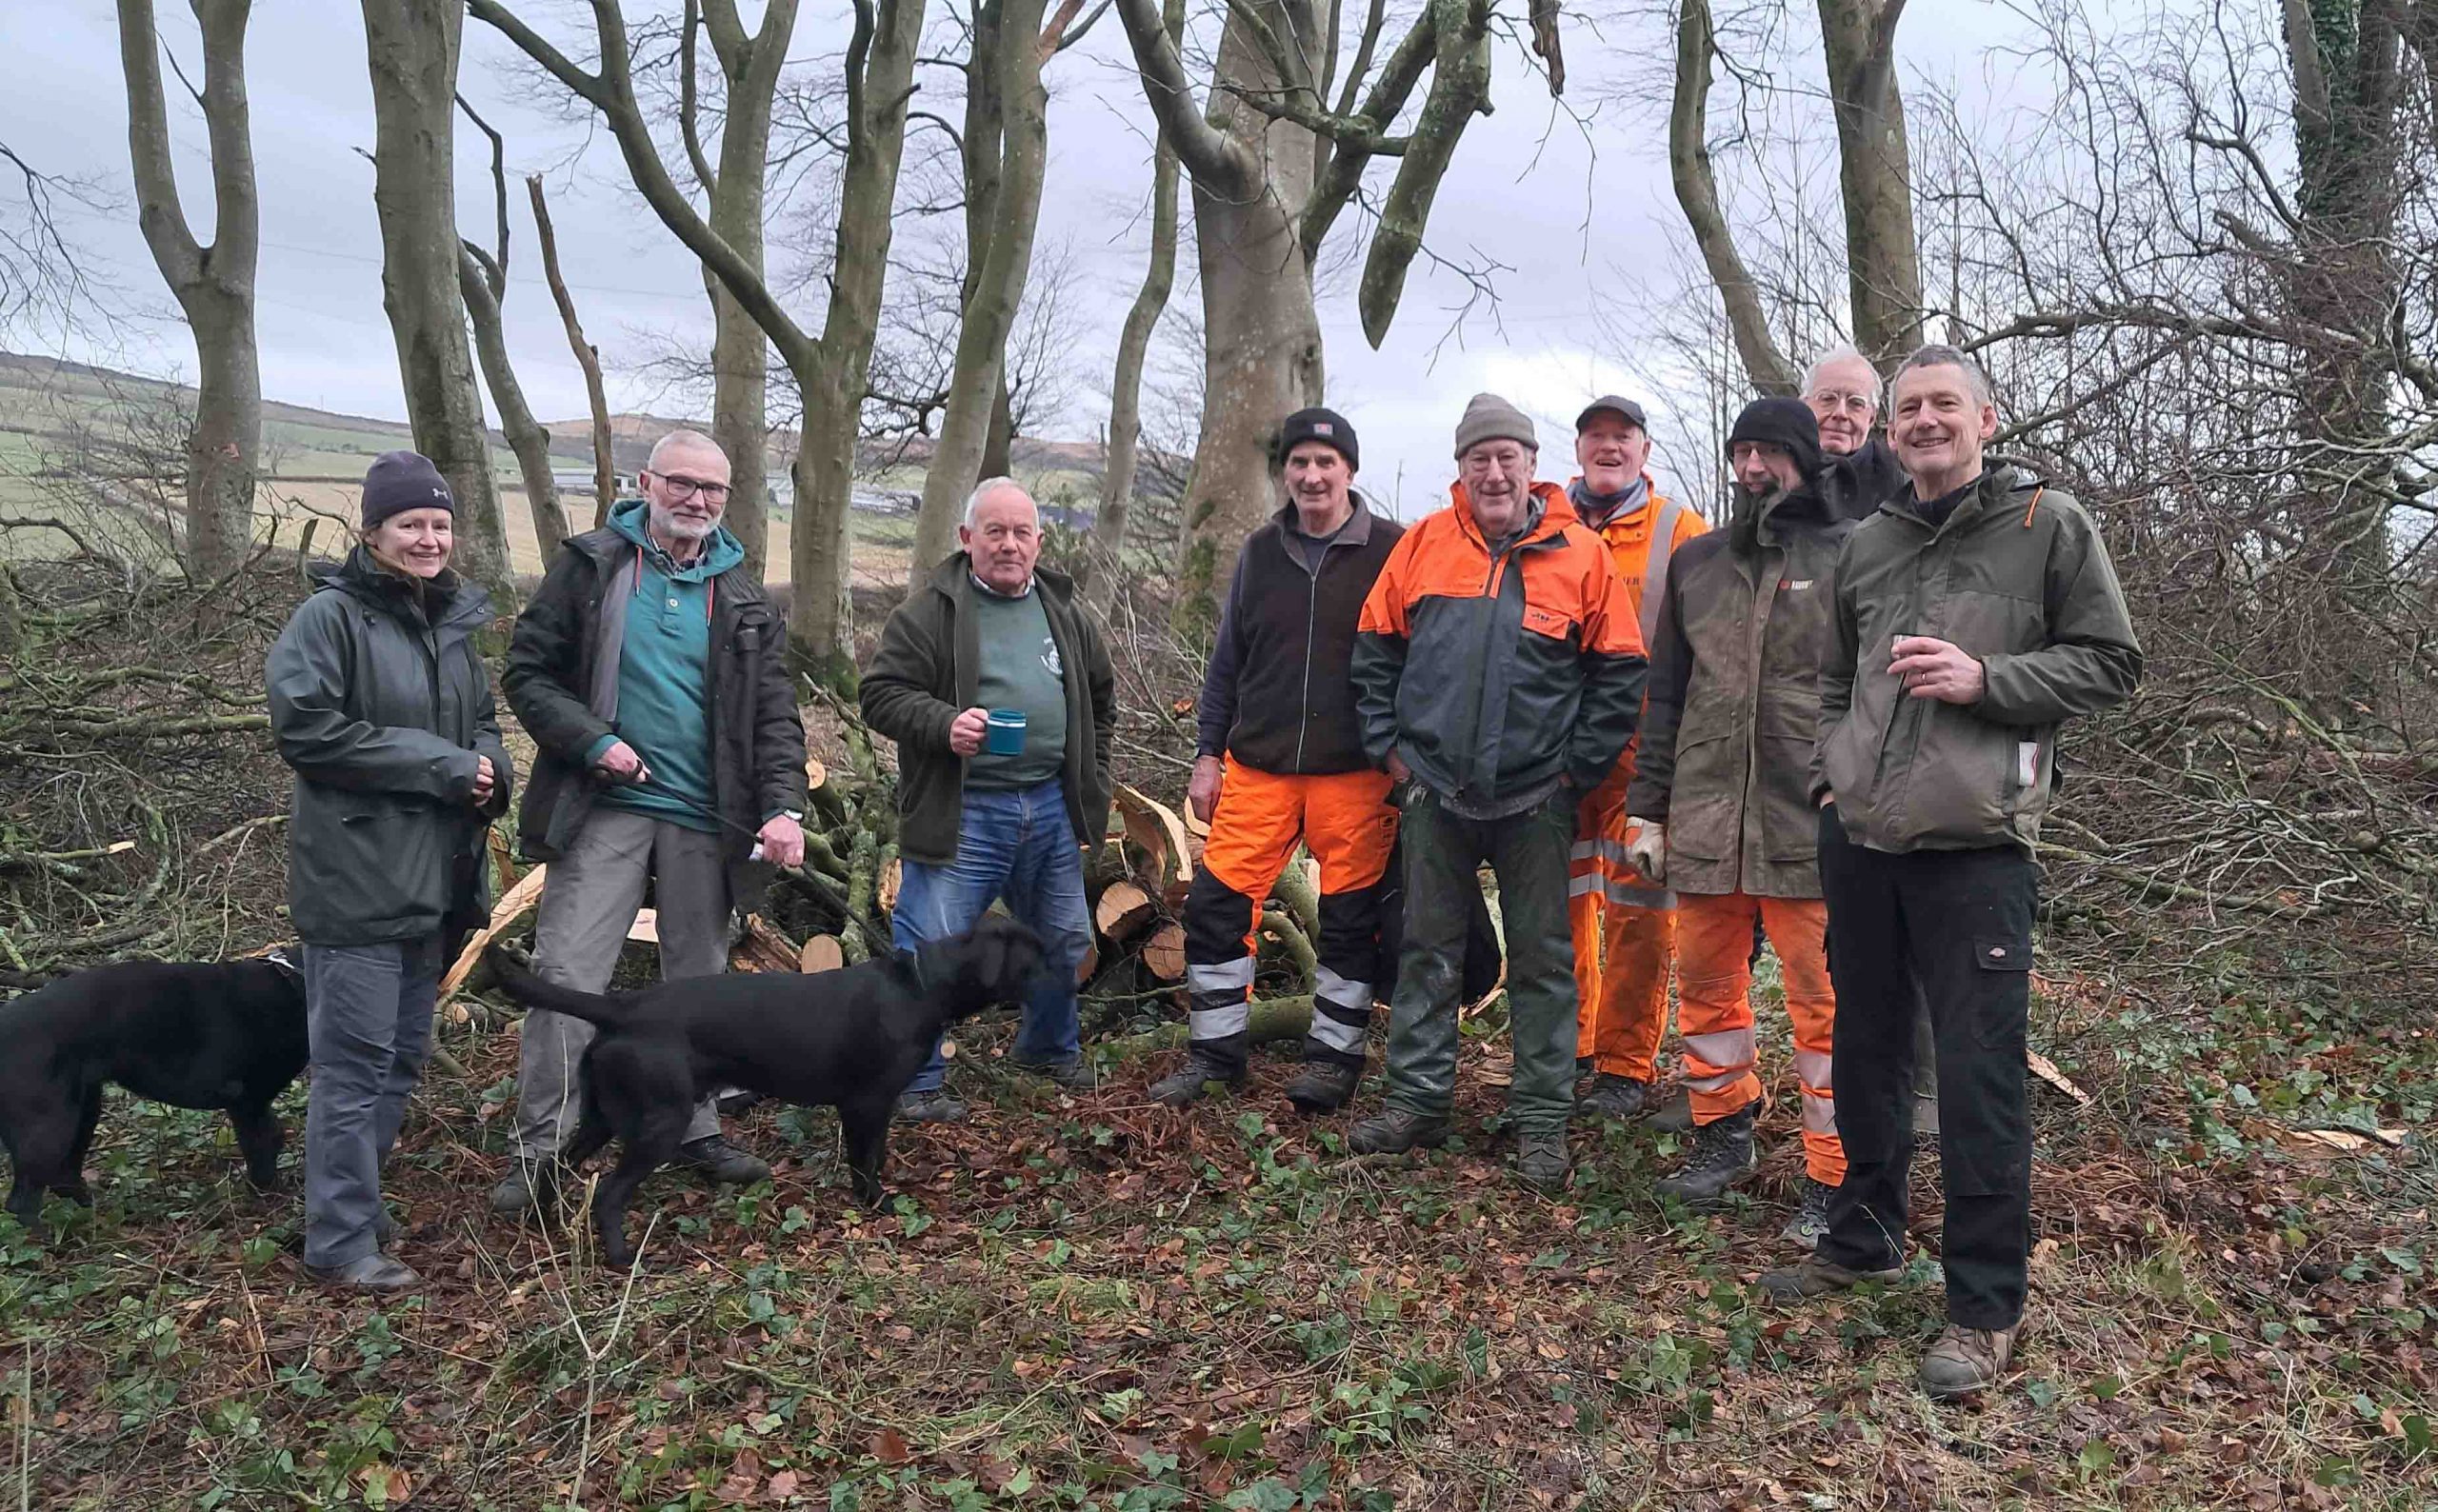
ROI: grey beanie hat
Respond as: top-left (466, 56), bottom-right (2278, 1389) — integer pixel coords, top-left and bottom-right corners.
top-left (1453, 392), bottom-right (1538, 459)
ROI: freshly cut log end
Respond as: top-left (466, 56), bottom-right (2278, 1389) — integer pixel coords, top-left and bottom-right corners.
top-left (1143, 921), bottom-right (1187, 981)
top-left (799, 934), bottom-right (846, 973)
top-left (1093, 880), bottom-right (1158, 941)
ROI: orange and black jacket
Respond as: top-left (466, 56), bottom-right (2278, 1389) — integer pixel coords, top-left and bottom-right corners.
top-left (1353, 482), bottom-right (1649, 807)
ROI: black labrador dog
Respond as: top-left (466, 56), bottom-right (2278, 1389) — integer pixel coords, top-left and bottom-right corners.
top-left (487, 916), bottom-right (1044, 1266)
top-left (0, 951), bottom-right (309, 1234)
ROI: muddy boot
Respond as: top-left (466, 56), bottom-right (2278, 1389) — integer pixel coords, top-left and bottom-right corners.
top-left (1349, 1107), bottom-right (1451, 1155)
top-left (1514, 1131), bottom-right (1571, 1190)
top-left (676, 1135), bottom-right (770, 1185)
top-left (1149, 1049), bottom-right (1244, 1108)
top-left (1653, 1104), bottom-right (1757, 1204)
top-left (1919, 1322), bottom-right (2021, 1400)
top-left (1778, 1177), bottom-right (1834, 1245)
top-left (1580, 1073), bottom-right (1656, 1121)
top-left (1283, 1060), bottom-right (1360, 1113)
top-left (1757, 1253), bottom-right (1905, 1303)
top-left (895, 1089), bottom-right (969, 1124)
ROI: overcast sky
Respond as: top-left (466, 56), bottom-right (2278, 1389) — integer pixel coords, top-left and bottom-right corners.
top-left (8, 1), bottom-right (2033, 518)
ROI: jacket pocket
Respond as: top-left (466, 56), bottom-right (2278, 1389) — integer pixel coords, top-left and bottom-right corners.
top-left (1668, 732), bottom-right (1737, 861)
top-left (1892, 706), bottom-right (2014, 846)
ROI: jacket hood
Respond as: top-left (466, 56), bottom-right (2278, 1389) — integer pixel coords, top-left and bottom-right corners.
top-left (1565, 474), bottom-right (1654, 533)
top-left (924, 549), bottom-right (1077, 603)
top-left (1448, 478), bottom-right (1574, 549)
top-left (316, 545), bottom-right (491, 632)
top-left (607, 496), bottom-right (746, 580)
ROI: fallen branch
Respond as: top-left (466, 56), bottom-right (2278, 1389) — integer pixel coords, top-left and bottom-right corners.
top-left (1103, 995), bottom-right (1313, 1059)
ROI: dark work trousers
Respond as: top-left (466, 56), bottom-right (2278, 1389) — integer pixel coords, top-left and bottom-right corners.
top-left (1814, 805), bottom-right (2038, 1330)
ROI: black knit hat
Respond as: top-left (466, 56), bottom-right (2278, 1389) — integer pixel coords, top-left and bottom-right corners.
top-left (1274, 407), bottom-right (1359, 471)
top-left (1726, 397), bottom-right (1825, 479)
top-left (360, 450), bottom-right (454, 529)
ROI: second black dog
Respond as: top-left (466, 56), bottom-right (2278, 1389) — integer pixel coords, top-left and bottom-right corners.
top-left (487, 916), bottom-right (1045, 1266)
top-left (1, 952), bottom-right (309, 1235)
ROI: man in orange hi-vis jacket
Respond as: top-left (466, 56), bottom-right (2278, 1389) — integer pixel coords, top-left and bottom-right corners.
top-left (1564, 397), bottom-right (1710, 1122)
top-left (1347, 393), bottom-right (1649, 1190)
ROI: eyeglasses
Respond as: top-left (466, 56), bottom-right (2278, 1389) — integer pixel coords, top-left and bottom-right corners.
top-left (1806, 390), bottom-right (1877, 417)
top-left (652, 472), bottom-right (732, 502)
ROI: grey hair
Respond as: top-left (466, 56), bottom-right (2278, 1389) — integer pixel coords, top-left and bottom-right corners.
top-left (963, 475), bottom-right (1034, 528)
top-left (1801, 343), bottom-right (1882, 408)
top-left (1890, 343), bottom-right (1993, 407)
top-left (647, 428), bottom-right (725, 470)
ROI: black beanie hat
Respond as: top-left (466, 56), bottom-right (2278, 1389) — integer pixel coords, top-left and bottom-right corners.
top-left (1274, 407), bottom-right (1359, 471)
top-left (1726, 397), bottom-right (1825, 479)
top-left (361, 450), bottom-right (454, 530)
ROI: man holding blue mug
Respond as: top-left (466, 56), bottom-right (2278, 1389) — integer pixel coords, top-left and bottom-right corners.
top-left (862, 477), bottom-right (1116, 1121)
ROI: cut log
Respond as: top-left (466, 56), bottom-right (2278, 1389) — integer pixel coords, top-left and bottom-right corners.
top-left (732, 917), bottom-right (803, 974)
top-left (878, 855), bottom-right (902, 912)
top-left (1113, 782), bottom-right (1194, 885)
top-left (1143, 921), bottom-right (1187, 981)
top-left (805, 753), bottom-right (829, 792)
top-left (437, 862), bottom-right (551, 999)
top-left (1094, 880), bottom-right (1158, 942)
top-left (799, 934), bottom-right (845, 973)
top-left (1106, 996), bottom-right (1312, 1058)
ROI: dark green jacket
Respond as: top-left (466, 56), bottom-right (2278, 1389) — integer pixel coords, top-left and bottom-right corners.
top-left (267, 548), bottom-right (513, 946)
top-left (504, 521), bottom-right (808, 914)
top-left (860, 555), bottom-right (1115, 866)
top-left (1629, 478), bottom-right (1852, 897)
top-left (1815, 465), bottom-right (2142, 853)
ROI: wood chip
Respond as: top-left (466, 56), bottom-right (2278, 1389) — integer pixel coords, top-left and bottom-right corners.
top-left (2025, 1048), bottom-right (2091, 1106)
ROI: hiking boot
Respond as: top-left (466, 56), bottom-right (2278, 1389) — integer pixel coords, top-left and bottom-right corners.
top-left (1646, 1085), bottom-right (1694, 1134)
top-left (489, 1164), bottom-right (550, 1218)
top-left (1514, 1131), bottom-right (1571, 1190)
top-left (1580, 1072), bottom-right (1657, 1121)
top-left (1779, 1178), bottom-right (1834, 1245)
top-left (1757, 1253), bottom-right (1905, 1304)
top-left (1283, 1060), bottom-right (1360, 1113)
top-left (1653, 1105), bottom-right (1757, 1204)
top-left (1013, 1053), bottom-right (1100, 1090)
top-left (1349, 1107), bottom-right (1451, 1155)
top-left (895, 1089), bottom-right (969, 1124)
top-left (675, 1135), bottom-right (770, 1185)
top-left (305, 1253), bottom-right (421, 1293)
top-left (1919, 1322), bottom-right (2021, 1400)
top-left (1149, 1050), bottom-right (1243, 1107)
top-left (715, 1085), bottom-right (765, 1118)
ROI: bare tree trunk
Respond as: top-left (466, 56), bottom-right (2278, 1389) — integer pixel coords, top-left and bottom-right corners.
top-left (457, 98), bottom-right (567, 564)
top-left (527, 174), bottom-right (616, 528)
top-left (116, 0), bottom-right (261, 578)
top-left (1084, 1), bottom-right (1182, 611)
top-left (470, 0), bottom-right (926, 688)
top-left (459, 249), bottom-right (568, 563)
top-left (689, 0), bottom-right (799, 580)
top-left (1114, 0), bottom-right (1506, 634)
top-left (909, 0), bottom-right (1051, 578)
top-left (1667, 0), bottom-right (1795, 394)
top-left (1818, 0), bottom-right (1924, 363)
top-left (361, 0), bottom-right (516, 609)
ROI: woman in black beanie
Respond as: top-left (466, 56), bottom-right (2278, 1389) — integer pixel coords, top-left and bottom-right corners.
top-left (264, 450), bottom-right (513, 1291)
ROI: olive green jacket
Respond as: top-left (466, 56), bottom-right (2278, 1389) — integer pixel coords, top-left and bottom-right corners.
top-left (1814, 465), bottom-right (2142, 853)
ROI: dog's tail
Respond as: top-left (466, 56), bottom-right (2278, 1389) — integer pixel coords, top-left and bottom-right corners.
top-left (483, 947), bottom-right (635, 1029)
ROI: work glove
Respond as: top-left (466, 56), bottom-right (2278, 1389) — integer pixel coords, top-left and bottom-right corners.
top-left (1623, 818), bottom-right (1667, 885)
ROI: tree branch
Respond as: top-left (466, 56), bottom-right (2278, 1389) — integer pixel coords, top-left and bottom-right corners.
top-left (1111, 0), bottom-right (1252, 191)
top-left (1665, 0), bottom-right (1795, 393)
top-left (679, 0), bottom-right (719, 194)
top-left (453, 91), bottom-right (510, 290)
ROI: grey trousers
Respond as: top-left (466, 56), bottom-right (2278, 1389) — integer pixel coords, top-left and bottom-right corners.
top-left (303, 933), bottom-right (444, 1268)
top-left (511, 807), bottom-right (728, 1161)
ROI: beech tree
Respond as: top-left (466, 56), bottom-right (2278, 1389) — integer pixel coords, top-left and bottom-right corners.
top-left (114, 0), bottom-right (260, 577)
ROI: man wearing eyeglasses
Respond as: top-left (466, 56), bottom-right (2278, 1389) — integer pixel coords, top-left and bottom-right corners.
top-left (1803, 344), bottom-right (1909, 525)
top-left (490, 428), bottom-right (809, 1218)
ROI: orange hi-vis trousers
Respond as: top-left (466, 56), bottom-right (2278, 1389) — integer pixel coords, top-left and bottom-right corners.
top-left (1571, 760), bottom-right (1676, 1081)
top-left (1182, 760), bottom-right (1399, 1072)
top-left (1674, 890), bottom-right (1845, 1185)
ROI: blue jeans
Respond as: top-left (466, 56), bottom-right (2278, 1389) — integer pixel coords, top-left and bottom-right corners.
top-left (891, 781), bottom-right (1090, 1093)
